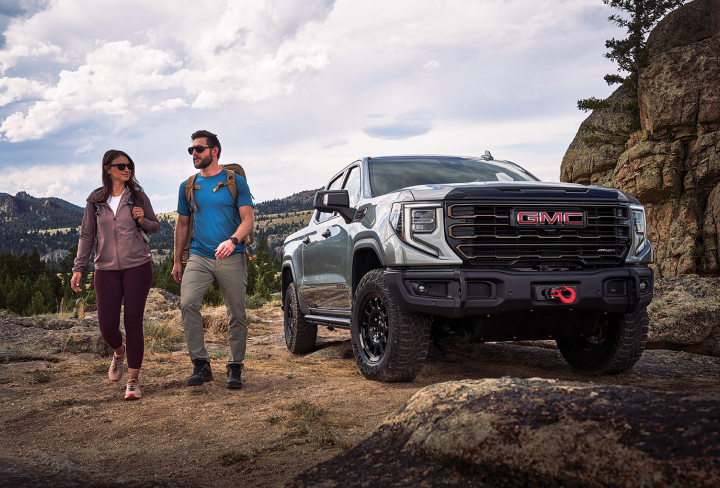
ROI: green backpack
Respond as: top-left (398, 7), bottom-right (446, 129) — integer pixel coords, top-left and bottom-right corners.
top-left (182, 163), bottom-right (254, 264)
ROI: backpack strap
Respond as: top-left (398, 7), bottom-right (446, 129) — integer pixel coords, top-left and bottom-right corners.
top-left (225, 169), bottom-right (239, 207)
top-left (185, 174), bottom-right (199, 213)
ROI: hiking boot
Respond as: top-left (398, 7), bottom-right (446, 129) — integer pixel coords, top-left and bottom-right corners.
top-left (226, 364), bottom-right (243, 389)
top-left (186, 360), bottom-right (213, 386)
top-left (108, 347), bottom-right (125, 383)
top-left (125, 379), bottom-right (142, 400)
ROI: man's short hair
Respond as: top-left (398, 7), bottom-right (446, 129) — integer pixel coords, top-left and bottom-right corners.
top-left (191, 130), bottom-right (221, 159)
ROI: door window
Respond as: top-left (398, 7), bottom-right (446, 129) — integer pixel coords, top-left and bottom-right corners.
top-left (317, 173), bottom-right (345, 222)
top-left (343, 166), bottom-right (361, 208)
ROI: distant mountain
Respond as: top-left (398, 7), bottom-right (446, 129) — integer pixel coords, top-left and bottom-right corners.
top-left (0, 192), bottom-right (83, 231)
top-left (14, 191), bottom-right (84, 213)
top-left (255, 188), bottom-right (320, 215)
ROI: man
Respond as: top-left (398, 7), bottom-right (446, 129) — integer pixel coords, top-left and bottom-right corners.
top-left (172, 130), bottom-right (254, 389)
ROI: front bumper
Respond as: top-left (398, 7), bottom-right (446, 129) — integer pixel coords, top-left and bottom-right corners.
top-left (384, 266), bottom-right (654, 318)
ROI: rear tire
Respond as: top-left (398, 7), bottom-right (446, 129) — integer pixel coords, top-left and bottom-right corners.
top-left (557, 309), bottom-right (648, 375)
top-left (351, 269), bottom-right (430, 382)
top-left (284, 282), bottom-right (317, 354)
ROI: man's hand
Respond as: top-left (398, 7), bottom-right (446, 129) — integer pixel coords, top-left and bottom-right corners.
top-left (172, 262), bottom-right (183, 283)
top-left (70, 272), bottom-right (82, 293)
top-left (215, 239), bottom-right (236, 260)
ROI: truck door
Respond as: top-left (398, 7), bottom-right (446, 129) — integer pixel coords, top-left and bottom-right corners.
top-left (300, 172), bottom-right (344, 309)
top-left (320, 166), bottom-right (361, 310)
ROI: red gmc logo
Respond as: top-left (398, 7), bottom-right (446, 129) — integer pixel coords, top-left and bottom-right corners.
top-left (516, 211), bottom-right (584, 225)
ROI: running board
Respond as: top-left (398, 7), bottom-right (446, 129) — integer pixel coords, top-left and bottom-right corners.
top-left (305, 314), bottom-right (351, 330)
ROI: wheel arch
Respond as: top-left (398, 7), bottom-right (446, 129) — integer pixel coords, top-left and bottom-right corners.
top-left (352, 239), bottom-right (386, 298)
top-left (281, 262), bottom-right (296, 306)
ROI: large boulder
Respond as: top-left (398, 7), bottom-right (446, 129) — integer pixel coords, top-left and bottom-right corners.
top-left (560, 84), bottom-right (636, 187)
top-left (561, 0), bottom-right (720, 277)
top-left (289, 378), bottom-right (720, 487)
top-left (646, 0), bottom-right (720, 58)
top-left (647, 275), bottom-right (720, 355)
top-left (144, 288), bottom-right (180, 314)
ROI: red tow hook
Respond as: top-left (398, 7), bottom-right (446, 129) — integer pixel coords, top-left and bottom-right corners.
top-left (549, 286), bottom-right (576, 304)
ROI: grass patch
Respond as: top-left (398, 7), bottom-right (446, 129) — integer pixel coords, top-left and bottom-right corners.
top-left (285, 399), bottom-right (339, 448)
top-left (212, 350), bottom-right (230, 359)
top-left (149, 368), bottom-right (168, 377)
top-left (246, 295), bottom-right (267, 310)
top-left (33, 371), bottom-right (50, 383)
top-left (91, 362), bottom-right (109, 374)
top-left (52, 397), bottom-right (76, 406)
top-left (144, 320), bottom-right (184, 343)
top-left (265, 414), bottom-right (286, 424)
top-left (146, 339), bottom-right (167, 353)
top-left (219, 451), bottom-right (249, 466)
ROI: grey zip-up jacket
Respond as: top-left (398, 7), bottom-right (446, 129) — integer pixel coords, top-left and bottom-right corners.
top-left (73, 188), bottom-right (160, 273)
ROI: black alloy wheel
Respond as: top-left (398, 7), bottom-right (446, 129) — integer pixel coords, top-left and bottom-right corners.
top-left (358, 294), bottom-right (389, 363)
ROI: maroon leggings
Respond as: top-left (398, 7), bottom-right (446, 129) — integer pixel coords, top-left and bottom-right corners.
top-left (95, 262), bottom-right (153, 369)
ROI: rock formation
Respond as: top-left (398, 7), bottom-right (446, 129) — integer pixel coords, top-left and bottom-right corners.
top-left (561, 0), bottom-right (720, 277)
top-left (646, 275), bottom-right (720, 356)
top-left (289, 378), bottom-right (720, 487)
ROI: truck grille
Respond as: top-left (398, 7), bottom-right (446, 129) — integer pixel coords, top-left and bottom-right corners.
top-left (445, 202), bottom-right (631, 268)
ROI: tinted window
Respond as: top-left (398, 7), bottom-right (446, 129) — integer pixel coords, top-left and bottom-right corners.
top-left (317, 173), bottom-right (345, 222)
top-left (368, 157), bottom-right (538, 196)
top-left (343, 166), bottom-right (361, 208)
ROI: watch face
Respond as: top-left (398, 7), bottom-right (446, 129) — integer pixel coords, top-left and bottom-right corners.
top-left (231, 237), bottom-right (239, 245)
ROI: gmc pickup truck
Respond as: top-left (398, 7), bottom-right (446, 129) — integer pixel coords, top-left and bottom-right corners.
top-left (281, 154), bottom-right (654, 382)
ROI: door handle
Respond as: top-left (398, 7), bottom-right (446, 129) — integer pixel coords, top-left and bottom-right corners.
top-left (303, 237), bottom-right (310, 245)
top-left (322, 229), bottom-right (331, 238)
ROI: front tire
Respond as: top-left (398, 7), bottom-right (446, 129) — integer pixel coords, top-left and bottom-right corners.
top-left (351, 269), bottom-right (430, 382)
top-left (284, 282), bottom-right (317, 354)
top-left (557, 309), bottom-right (648, 375)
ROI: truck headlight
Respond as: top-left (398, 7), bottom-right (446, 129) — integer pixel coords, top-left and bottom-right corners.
top-left (389, 203), bottom-right (442, 256)
top-left (412, 209), bottom-right (436, 233)
top-left (625, 204), bottom-right (652, 263)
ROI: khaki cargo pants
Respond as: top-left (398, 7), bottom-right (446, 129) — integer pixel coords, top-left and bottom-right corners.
top-left (180, 252), bottom-right (247, 366)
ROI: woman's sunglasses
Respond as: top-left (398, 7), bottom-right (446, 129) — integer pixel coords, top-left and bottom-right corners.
top-left (109, 163), bottom-right (134, 171)
top-left (188, 145), bottom-right (213, 155)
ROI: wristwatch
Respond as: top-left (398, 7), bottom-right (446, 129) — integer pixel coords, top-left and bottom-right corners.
top-left (230, 237), bottom-right (240, 245)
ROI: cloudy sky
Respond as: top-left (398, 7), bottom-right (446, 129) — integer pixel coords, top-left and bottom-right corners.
top-left (0, 0), bottom-right (624, 213)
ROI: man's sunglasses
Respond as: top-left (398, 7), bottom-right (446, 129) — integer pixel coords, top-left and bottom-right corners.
top-left (108, 163), bottom-right (134, 171)
top-left (188, 145), bottom-right (214, 155)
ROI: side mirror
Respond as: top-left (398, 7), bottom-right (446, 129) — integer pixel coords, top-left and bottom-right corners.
top-left (314, 190), bottom-right (355, 224)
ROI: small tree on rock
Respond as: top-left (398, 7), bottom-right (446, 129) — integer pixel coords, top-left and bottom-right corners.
top-left (577, 0), bottom-right (686, 146)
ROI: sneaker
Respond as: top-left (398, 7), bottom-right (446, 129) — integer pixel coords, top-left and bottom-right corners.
top-left (108, 347), bottom-right (125, 382)
top-left (186, 360), bottom-right (213, 386)
top-left (125, 379), bottom-right (142, 400)
top-left (226, 364), bottom-right (243, 389)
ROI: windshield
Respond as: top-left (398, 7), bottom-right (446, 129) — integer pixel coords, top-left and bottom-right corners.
top-left (368, 157), bottom-right (538, 196)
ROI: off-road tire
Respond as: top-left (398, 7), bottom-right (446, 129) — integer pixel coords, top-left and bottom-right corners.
top-left (557, 309), bottom-right (649, 375)
top-left (351, 269), bottom-right (430, 382)
top-left (284, 282), bottom-right (317, 354)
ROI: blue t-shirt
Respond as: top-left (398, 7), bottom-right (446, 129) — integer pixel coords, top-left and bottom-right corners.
top-left (177, 169), bottom-right (254, 259)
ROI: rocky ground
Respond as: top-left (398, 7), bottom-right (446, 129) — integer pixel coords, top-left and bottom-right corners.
top-left (2, 292), bottom-right (720, 487)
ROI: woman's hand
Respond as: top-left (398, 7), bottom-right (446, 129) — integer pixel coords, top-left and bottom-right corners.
top-left (70, 272), bottom-right (83, 293)
top-left (132, 206), bottom-right (145, 225)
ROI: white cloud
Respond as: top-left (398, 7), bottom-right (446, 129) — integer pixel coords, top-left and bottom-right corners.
top-left (151, 98), bottom-right (189, 111)
top-left (0, 0), bottom-right (627, 211)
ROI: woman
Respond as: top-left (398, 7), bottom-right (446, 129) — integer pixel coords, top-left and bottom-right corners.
top-left (71, 150), bottom-right (159, 400)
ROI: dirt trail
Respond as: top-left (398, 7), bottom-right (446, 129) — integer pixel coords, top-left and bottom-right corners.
top-left (2, 306), bottom-right (720, 487)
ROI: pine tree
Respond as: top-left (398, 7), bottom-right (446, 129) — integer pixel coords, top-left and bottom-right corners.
top-left (577, 0), bottom-right (686, 146)
top-left (26, 291), bottom-right (48, 316)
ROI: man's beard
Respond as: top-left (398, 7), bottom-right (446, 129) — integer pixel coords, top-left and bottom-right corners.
top-left (194, 153), bottom-right (212, 169)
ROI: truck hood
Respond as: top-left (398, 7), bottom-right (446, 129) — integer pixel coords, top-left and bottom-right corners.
top-left (406, 181), bottom-right (639, 204)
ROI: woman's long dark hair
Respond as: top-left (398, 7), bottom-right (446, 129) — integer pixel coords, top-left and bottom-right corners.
top-left (99, 150), bottom-right (144, 206)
